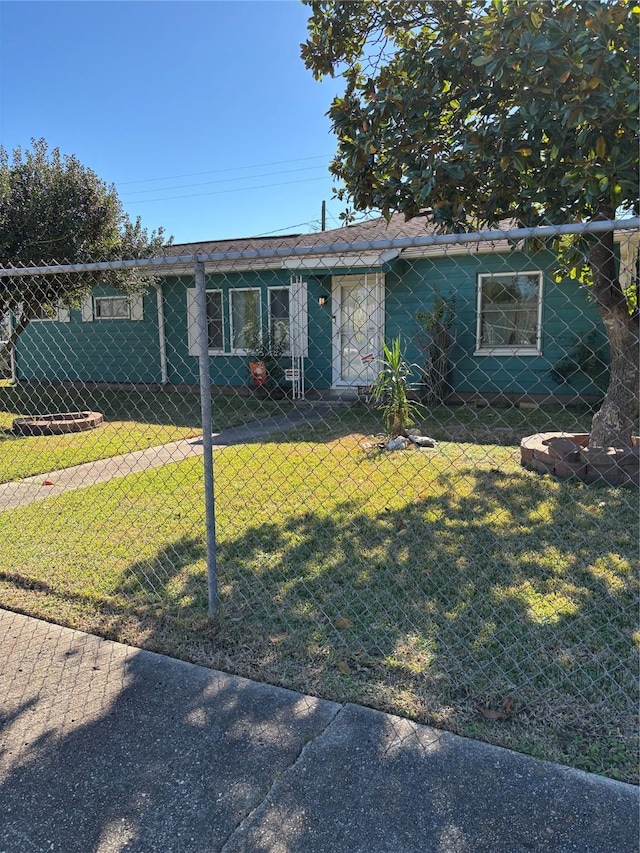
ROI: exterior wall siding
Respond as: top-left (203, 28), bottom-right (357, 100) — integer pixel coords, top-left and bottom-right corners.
top-left (385, 250), bottom-right (606, 399)
top-left (13, 251), bottom-right (607, 399)
top-left (15, 284), bottom-right (162, 385)
top-left (162, 270), bottom-right (335, 390)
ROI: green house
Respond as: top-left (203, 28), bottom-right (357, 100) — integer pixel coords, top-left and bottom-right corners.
top-left (11, 216), bottom-right (617, 402)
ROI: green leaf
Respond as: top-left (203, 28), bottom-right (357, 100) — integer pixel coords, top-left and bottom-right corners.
top-left (530, 11), bottom-right (543, 29)
top-left (471, 55), bottom-right (493, 66)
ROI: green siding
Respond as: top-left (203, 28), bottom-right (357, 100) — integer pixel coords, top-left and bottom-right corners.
top-left (162, 270), bottom-right (334, 389)
top-left (385, 250), bottom-right (606, 398)
top-left (16, 285), bottom-right (162, 384)
top-left (14, 251), bottom-right (608, 398)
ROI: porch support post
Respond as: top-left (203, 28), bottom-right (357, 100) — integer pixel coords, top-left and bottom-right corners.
top-left (195, 259), bottom-right (218, 616)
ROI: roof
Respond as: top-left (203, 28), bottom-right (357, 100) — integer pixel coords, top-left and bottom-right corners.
top-left (163, 214), bottom-right (640, 274)
top-left (166, 214), bottom-right (439, 257)
top-left (161, 214), bottom-right (520, 274)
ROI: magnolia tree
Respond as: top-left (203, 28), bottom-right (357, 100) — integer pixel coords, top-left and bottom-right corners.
top-left (302, 0), bottom-right (639, 448)
top-left (0, 139), bottom-right (168, 357)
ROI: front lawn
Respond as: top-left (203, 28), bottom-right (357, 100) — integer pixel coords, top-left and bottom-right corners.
top-left (0, 422), bottom-right (636, 783)
top-left (0, 384), bottom-right (287, 482)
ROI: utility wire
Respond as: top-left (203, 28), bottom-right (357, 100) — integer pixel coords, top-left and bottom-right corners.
top-left (253, 210), bottom-right (379, 237)
top-left (253, 220), bottom-right (321, 236)
top-left (116, 154), bottom-right (333, 187)
top-left (125, 175), bottom-right (330, 204)
top-left (120, 164), bottom-right (328, 198)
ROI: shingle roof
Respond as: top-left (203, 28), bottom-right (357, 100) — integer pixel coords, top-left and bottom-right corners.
top-left (166, 214), bottom-right (437, 257)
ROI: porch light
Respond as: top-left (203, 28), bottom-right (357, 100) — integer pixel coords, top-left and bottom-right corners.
top-left (318, 293), bottom-right (329, 306)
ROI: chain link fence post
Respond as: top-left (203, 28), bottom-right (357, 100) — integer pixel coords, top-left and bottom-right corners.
top-left (195, 257), bottom-right (218, 615)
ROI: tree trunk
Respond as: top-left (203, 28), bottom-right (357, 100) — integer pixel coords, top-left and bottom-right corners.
top-left (0, 310), bottom-right (30, 365)
top-left (588, 218), bottom-right (640, 449)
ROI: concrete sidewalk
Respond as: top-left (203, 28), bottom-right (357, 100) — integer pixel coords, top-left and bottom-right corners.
top-left (1, 609), bottom-right (637, 853)
top-left (0, 408), bottom-right (326, 510)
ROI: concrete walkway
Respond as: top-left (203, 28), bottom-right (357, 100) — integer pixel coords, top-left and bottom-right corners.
top-left (0, 408), bottom-right (326, 510)
top-left (0, 608), bottom-right (637, 853)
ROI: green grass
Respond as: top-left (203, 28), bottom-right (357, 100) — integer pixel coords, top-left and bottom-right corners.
top-left (276, 400), bottom-right (599, 445)
top-left (0, 416), bottom-right (637, 783)
top-left (0, 384), bottom-right (288, 482)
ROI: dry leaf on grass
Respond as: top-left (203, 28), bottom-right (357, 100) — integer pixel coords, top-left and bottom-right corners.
top-left (335, 617), bottom-right (354, 629)
top-left (477, 696), bottom-right (513, 721)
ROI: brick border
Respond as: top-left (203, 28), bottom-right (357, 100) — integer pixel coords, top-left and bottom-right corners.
top-left (520, 432), bottom-right (639, 487)
top-left (13, 411), bottom-right (104, 436)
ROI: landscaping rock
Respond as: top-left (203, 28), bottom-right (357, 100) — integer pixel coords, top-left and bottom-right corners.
top-left (408, 435), bottom-right (438, 448)
top-left (386, 436), bottom-right (409, 451)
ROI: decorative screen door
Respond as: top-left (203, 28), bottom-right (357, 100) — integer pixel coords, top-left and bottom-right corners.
top-left (332, 273), bottom-right (384, 386)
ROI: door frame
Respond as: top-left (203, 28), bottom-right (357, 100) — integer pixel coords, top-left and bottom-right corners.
top-left (331, 272), bottom-right (385, 388)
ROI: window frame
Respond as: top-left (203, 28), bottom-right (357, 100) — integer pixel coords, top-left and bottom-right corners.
top-left (30, 303), bottom-right (70, 323)
top-left (93, 296), bottom-right (132, 321)
top-left (205, 288), bottom-right (224, 354)
top-left (268, 286), bottom-right (291, 354)
top-left (229, 287), bottom-right (262, 355)
top-left (475, 270), bottom-right (543, 357)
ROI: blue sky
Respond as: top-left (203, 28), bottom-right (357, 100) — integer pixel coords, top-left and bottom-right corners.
top-left (0, 1), bottom-right (350, 243)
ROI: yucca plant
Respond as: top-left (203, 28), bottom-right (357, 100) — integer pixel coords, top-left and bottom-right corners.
top-left (371, 336), bottom-right (424, 438)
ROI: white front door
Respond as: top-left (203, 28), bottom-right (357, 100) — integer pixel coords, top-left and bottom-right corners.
top-left (332, 273), bottom-right (384, 387)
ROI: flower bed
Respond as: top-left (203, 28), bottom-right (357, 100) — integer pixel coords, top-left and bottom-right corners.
top-left (520, 432), bottom-right (639, 487)
top-left (13, 411), bottom-right (104, 436)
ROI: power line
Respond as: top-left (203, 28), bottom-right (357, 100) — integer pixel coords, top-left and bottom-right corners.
top-left (253, 220), bottom-right (320, 236)
top-left (253, 210), bottom-right (379, 238)
top-left (124, 175), bottom-right (330, 205)
top-left (119, 164), bottom-right (328, 198)
top-left (116, 154), bottom-right (333, 187)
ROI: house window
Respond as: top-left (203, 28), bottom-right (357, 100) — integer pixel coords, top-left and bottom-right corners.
top-left (230, 289), bottom-right (261, 353)
top-left (94, 296), bottom-right (131, 319)
top-left (206, 291), bottom-right (224, 351)
top-left (32, 304), bottom-right (56, 321)
top-left (82, 294), bottom-right (143, 322)
top-left (30, 303), bottom-right (70, 323)
top-left (269, 288), bottom-right (290, 351)
top-left (476, 272), bottom-right (542, 355)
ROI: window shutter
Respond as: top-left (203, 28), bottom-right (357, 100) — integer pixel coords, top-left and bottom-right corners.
top-left (81, 296), bottom-right (94, 322)
top-left (130, 295), bottom-right (144, 321)
top-left (186, 289), bottom-right (199, 356)
top-left (289, 276), bottom-right (308, 357)
top-left (57, 306), bottom-right (70, 323)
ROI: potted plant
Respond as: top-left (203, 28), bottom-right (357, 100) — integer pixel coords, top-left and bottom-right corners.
top-left (246, 324), bottom-right (287, 397)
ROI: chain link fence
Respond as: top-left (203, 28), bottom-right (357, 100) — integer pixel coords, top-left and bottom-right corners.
top-left (0, 217), bottom-right (638, 783)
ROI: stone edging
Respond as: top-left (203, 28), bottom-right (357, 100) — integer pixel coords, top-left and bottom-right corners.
top-left (13, 411), bottom-right (104, 436)
top-left (520, 432), bottom-right (639, 487)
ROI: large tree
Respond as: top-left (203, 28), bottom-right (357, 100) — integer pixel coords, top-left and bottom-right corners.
top-left (302, 0), bottom-right (639, 448)
top-left (0, 139), bottom-right (168, 356)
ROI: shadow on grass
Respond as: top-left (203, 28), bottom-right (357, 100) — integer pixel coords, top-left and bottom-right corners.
top-left (259, 401), bottom-right (601, 448)
top-left (0, 384), bottom-right (290, 431)
top-left (232, 491), bottom-right (634, 779)
top-left (0, 382), bottom-right (605, 454)
top-left (0, 460), bottom-right (636, 784)
top-left (1, 486), bottom-right (637, 850)
top-left (76, 469), bottom-right (640, 781)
